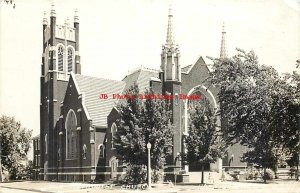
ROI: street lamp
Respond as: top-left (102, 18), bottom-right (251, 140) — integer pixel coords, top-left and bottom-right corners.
top-left (147, 142), bottom-right (152, 189)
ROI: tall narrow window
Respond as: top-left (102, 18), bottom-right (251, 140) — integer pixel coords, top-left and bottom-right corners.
top-left (83, 144), bottom-right (87, 159)
top-left (67, 48), bottom-right (73, 72)
top-left (37, 139), bottom-right (40, 151)
top-left (99, 144), bottom-right (105, 158)
top-left (45, 134), bottom-right (48, 154)
top-left (66, 109), bottom-right (77, 159)
top-left (111, 123), bottom-right (117, 149)
top-left (58, 46), bottom-right (64, 71)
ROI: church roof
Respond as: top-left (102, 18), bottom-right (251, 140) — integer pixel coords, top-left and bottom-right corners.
top-left (181, 64), bottom-right (192, 73)
top-left (74, 74), bottom-right (125, 127)
top-left (122, 66), bottom-right (159, 93)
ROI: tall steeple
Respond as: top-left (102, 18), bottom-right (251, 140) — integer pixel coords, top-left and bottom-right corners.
top-left (166, 5), bottom-right (174, 45)
top-left (220, 22), bottom-right (228, 59)
top-left (160, 4), bottom-right (181, 82)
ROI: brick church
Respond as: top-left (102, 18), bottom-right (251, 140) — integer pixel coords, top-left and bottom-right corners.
top-left (39, 3), bottom-right (245, 182)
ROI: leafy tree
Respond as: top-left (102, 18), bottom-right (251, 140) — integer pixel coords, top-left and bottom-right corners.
top-left (0, 115), bottom-right (32, 180)
top-left (208, 49), bottom-right (297, 182)
top-left (280, 66), bottom-right (300, 176)
top-left (184, 98), bottom-right (225, 185)
top-left (115, 84), bottom-right (173, 183)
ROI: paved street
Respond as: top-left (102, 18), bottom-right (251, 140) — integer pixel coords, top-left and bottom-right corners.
top-left (0, 180), bottom-right (300, 193)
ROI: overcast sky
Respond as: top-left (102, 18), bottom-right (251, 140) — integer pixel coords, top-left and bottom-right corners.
top-left (0, 0), bottom-right (299, 143)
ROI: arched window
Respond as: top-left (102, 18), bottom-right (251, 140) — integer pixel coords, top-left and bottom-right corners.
top-left (111, 123), bottom-right (117, 149)
top-left (66, 109), bottom-right (77, 159)
top-left (98, 144), bottom-right (105, 158)
top-left (58, 46), bottom-right (64, 71)
top-left (67, 47), bottom-right (73, 72)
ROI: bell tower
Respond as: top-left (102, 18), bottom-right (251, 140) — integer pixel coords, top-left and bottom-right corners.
top-left (159, 5), bottom-right (182, 167)
top-left (160, 5), bottom-right (181, 82)
top-left (40, 3), bottom-right (81, 180)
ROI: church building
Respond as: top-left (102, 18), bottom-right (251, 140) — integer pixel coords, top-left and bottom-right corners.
top-left (39, 4), bottom-right (245, 182)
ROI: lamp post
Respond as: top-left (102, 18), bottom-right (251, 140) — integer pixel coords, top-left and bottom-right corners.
top-left (147, 142), bottom-right (152, 189)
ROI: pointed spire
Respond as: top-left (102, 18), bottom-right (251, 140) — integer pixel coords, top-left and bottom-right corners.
top-left (50, 2), bottom-right (56, 17)
top-left (166, 4), bottom-right (174, 45)
top-left (43, 11), bottom-right (48, 25)
top-left (74, 9), bottom-right (79, 23)
top-left (220, 22), bottom-right (228, 59)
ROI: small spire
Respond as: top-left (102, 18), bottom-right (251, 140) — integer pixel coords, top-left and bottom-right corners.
top-left (166, 4), bottom-right (174, 45)
top-left (43, 11), bottom-right (48, 25)
top-left (74, 9), bottom-right (79, 23)
top-left (50, 2), bottom-right (56, 17)
top-left (220, 22), bottom-right (228, 59)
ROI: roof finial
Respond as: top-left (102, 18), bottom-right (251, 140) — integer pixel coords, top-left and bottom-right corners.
top-left (220, 22), bottom-right (228, 59)
top-left (43, 11), bottom-right (48, 25)
top-left (166, 4), bottom-right (174, 45)
top-left (50, 2), bottom-right (56, 17)
top-left (74, 9), bottom-right (79, 23)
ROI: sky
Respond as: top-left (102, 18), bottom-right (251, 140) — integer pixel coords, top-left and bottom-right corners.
top-left (0, 0), bottom-right (299, 159)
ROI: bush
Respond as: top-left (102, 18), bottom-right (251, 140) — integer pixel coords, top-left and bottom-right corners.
top-left (229, 170), bottom-right (240, 181)
top-left (119, 165), bottom-right (147, 184)
top-left (245, 167), bottom-right (260, 180)
top-left (262, 168), bottom-right (275, 180)
top-left (119, 165), bottom-right (164, 184)
top-left (151, 170), bottom-right (163, 183)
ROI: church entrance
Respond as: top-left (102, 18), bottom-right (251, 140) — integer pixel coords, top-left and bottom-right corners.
top-left (109, 157), bottom-right (118, 180)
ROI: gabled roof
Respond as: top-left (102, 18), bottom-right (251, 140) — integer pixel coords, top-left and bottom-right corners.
top-left (123, 66), bottom-right (159, 93)
top-left (74, 74), bottom-right (125, 127)
top-left (181, 56), bottom-right (211, 74)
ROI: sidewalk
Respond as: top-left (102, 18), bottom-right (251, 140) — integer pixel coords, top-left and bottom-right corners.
top-left (0, 180), bottom-right (300, 193)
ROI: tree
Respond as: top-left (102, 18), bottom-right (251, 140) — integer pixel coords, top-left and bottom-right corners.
top-left (115, 84), bottom-right (174, 183)
top-left (280, 65), bottom-right (300, 176)
top-left (208, 49), bottom-right (296, 182)
top-left (0, 115), bottom-right (32, 180)
top-left (184, 98), bottom-right (225, 185)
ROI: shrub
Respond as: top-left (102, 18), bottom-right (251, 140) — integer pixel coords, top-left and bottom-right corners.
top-left (245, 167), bottom-right (260, 180)
top-left (262, 168), bottom-right (275, 180)
top-left (119, 165), bottom-right (147, 184)
top-left (151, 170), bottom-right (163, 183)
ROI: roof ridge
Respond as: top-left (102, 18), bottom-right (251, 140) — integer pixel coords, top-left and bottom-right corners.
top-left (75, 74), bottom-right (123, 83)
top-left (127, 65), bottom-right (159, 76)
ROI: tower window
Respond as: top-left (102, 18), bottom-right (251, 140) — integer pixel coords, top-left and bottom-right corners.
top-left (58, 46), bottom-right (64, 71)
top-left (67, 48), bottom-right (73, 72)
